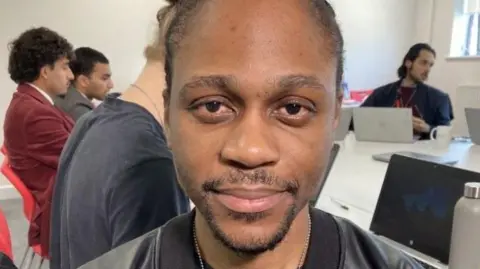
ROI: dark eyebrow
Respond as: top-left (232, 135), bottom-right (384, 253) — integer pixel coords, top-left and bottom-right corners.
top-left (276, 75), bottom-right (326, 93)
top-left (178, 74), bottom-right (326, 101)
top-left (179, 75), bottom-right (236, 101)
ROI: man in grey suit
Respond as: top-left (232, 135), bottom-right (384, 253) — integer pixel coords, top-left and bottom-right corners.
top-left (56, 47), bottom-right (114, 121)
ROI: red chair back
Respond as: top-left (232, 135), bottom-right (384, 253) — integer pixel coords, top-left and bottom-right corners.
top-left (0, 153), bottom-right (35, 221)
top-left (0, 146), bottom-right (45, 258)
top-left (0, 208), bottom-right (13, 260)
top-left (350, 89), bottom-right (374, 103)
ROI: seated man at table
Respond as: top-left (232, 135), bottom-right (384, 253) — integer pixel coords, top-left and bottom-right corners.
top-left (55, 47), bottom-right (114, 121)
top-left (3, 27), bottom-right (75, 256)
top-left (360, 43), bottom-right (453, 139)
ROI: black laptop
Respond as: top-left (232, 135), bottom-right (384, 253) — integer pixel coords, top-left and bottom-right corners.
top-left (370, 154), bottom-right (480, 266)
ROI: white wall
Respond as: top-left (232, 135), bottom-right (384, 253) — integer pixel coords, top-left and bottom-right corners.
top-left (330, 0), bottom-right (416, 89)
top-left (0, 0), bottom-right (416, 197)
top-left (414, 0), bottom-right (480, 106)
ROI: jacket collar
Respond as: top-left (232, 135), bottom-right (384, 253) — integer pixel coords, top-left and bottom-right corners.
top-left (17, 83), bottom-right (54, 105)
top-left (68, 87), bottom-right (95, 108)
top-left (394, 79), bottom-right (427, 89)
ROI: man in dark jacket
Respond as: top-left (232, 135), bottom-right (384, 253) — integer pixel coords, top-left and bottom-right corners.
top-left (360, 43), bottom-right (453, 139)
top-left (81, 0), bottom-right (422, 268)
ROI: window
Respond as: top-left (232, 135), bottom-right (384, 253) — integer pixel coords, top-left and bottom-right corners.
top-left (450, 0), bottom-right (480, 57)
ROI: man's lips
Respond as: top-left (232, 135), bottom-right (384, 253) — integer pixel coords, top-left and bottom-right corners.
top-left (213, 187), bottom-right (287, 213)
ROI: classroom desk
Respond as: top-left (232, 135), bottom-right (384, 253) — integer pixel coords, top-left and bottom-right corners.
top-left (315, 133), bottom-right (480, 230)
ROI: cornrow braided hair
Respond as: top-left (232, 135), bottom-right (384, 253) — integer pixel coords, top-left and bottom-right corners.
top-left (157, 0), bottom-right (344, 100)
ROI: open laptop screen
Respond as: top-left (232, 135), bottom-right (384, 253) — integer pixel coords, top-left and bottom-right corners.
top-left (370, 154), bottom-right (480, 264)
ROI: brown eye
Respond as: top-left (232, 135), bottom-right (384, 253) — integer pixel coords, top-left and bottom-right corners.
top-left (205, 101), bottom-right (222, 113)
top-left (190, 99), bottom-right (235, 124)
top-left (284, 103), bottom-right (302, 115)
top-left (274, 99), bottom-right (316, 127)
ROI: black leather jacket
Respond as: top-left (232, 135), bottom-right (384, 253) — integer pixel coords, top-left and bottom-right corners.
top-left (80, 209), bottom-right (422, 269)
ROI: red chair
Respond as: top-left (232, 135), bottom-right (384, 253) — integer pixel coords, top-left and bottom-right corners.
top-left (1, 147), bottom-right (45, 268)
top-left (350, 89), bottom-right (374, 103)
top-left (1, 152), bottom-right (35, 223)
top-left (0, 208), bottom-right (13, 261)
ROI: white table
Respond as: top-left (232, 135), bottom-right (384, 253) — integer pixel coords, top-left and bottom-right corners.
top-left (315, 133), bottom-right (480, 230)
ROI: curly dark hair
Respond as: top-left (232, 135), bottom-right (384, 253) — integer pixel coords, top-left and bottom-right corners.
top-left (8, 27), bottom-right (74, 84)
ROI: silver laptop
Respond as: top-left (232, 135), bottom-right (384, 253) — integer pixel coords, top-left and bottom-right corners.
top-left (334, 108), bottom-right (353, 141)
top-left (372, 151), bottom-right (458, 165)
top-left (353, 107), bottom-right (414, 143)
top-left (465, 107), bottom-right (480, 145)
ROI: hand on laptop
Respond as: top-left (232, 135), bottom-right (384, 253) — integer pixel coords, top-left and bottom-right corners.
top-left (413, 116), bottom-right (430, 133)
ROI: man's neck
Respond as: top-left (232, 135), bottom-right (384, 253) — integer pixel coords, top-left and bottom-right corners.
top-left (120, 61), bottom-right (165, 124)
top-left (195, 206), bottom-right (311, 269)
top-left (29, 81), bottom-right (55, 104)
top-left (401, 77), bottom-right (416, 88)
top-left (73, 85), bottom-right (92, 100)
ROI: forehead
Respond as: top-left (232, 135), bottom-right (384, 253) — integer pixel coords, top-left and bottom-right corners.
top-left (171, 0), bottom-right (336, 92)
top-left (92, 63), bottom-right (111, 74)
top-left (416, 50), bottom-right (435, 62)
top-left (54, 56), bottom-right (70, 66)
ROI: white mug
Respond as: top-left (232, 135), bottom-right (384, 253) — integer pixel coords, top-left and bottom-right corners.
top-left (430, 125), bottom-right (452, 147)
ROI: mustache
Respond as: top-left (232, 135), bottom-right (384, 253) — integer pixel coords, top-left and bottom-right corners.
top-left (201, 169), bottom-right (299, 196)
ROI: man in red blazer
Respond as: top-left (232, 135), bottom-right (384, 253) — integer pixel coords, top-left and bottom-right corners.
top-left (3, 27), bottom-right (75, 256)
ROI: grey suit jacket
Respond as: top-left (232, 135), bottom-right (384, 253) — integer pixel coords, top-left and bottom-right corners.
top-left (55, 87), bottom-right (94, 121)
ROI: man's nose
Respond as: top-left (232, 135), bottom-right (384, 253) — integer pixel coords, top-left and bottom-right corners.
top-left (67, 69), bottom-right (74, 80)
top-left (220, 113), bottom-right (280, 169)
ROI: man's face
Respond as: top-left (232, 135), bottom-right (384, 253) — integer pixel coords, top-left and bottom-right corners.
top-left (406, 49), bottom-right (435, 83)
top-left (45, 57), bottom-right (73, 95)
top-left (84, 63), bottom-right (113, 100)
top-left (166, 0), bottom-right (341, 254)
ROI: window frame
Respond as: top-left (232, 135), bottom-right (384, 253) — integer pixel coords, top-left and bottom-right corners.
top-left (450, 0), bottom-right (480, 58)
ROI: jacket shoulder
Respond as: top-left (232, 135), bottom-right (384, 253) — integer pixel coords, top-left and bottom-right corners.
top-left (79, 228), bottom-right (162, 269)
top-left (372, 81), bottom-right (398, 93)
top-left (79, 212), bottom-right (194, 269)
top-left (422, 84), bottom-right (449, 98)
top-left (334, 217), bottom-right (423, 269)
top-left (6, 93), bottom-right (58, 124)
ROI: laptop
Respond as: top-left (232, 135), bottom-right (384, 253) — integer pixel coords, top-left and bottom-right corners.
top-left (334, 108), bottom-right (353, 141)
top-left (310, 143), bottom-right (340, 206)
top-left (372, 151), bottom-right (458, 165)
top-left (370, 154), bottom-right (480, 267)
top-left (465, 108), bottom-right (480, 145)
top-left (353, 107), bottom-right (414, 143)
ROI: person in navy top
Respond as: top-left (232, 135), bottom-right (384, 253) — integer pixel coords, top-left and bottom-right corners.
top-left (360, 43), bottom-right (454, 139)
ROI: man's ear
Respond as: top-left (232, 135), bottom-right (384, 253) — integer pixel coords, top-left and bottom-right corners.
top-left (405, 60), bottom-right (412, 69)
top-left (76, 75), bottom-right (90, 88)
top-left (39, 65), bottom-right (49, 80)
